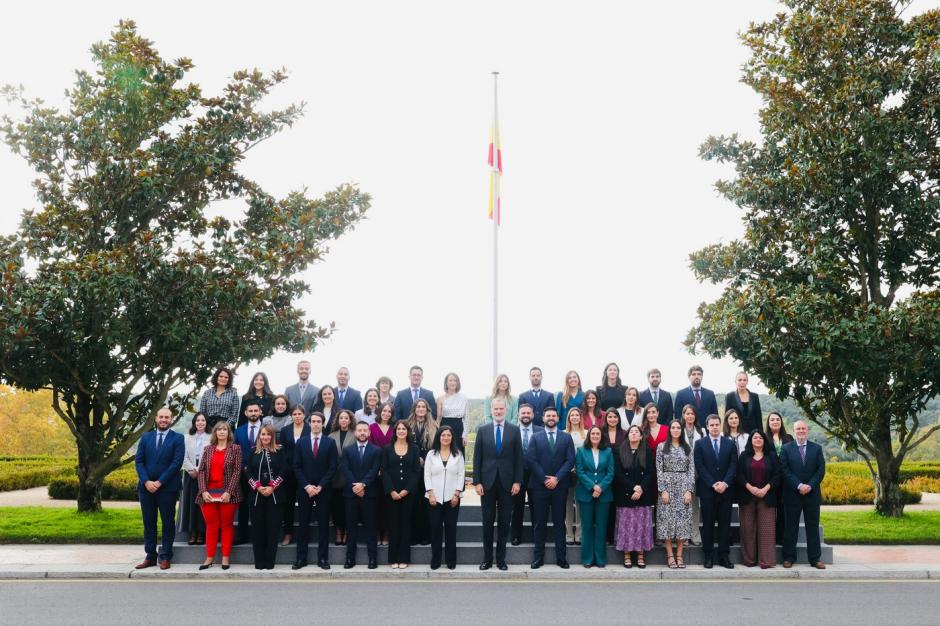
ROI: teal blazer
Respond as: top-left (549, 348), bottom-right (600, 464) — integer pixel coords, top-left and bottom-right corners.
top-left (575, 446), bottom-right (614, 503)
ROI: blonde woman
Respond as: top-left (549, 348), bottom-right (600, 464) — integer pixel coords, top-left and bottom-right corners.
top-left (484, 373), bottom-right (518, 424)
top-left (407, 398), bottom-right (438, 545)
top-left (197, 421), bottom-right (243, 570)
top-left (555, 370), bottom-right (584, 430)
top-left (246, 424), bottom-right (286, 569)
top-left (437, 372), bottom-right (469, 453)
top-left (564, 407), bottom-right (587, 545)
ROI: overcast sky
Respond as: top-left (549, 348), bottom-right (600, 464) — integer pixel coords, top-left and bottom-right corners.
top-left (4, 1), bottom-right (933, 399)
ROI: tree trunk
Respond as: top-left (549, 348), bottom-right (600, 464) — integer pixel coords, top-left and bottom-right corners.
top-left (872, 449), bottom-right (904, 518)
top-left (76, 478), bottom-right (103, 513)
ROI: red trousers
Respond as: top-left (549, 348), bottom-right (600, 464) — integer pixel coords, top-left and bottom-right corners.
top-left (201, 501), bottom-right (238, 559)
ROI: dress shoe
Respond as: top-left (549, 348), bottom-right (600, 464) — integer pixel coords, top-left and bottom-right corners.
top-left (479, 561), bottom-right (492, 571)
top-left (368, 559), bottom-right (378, 570)
top-left (530, 559), bottom-right (544, 569)
top-left (718, 557), bottom-right (734, 569)
top-left (198, 563), bottom-right (212, 571)
top-left (292, 560), bottom-right (307, 570)
top-left (782, 560), bottom-right (793, 569)
top-left (430, 563), bottom-right (440, 570)
top-left (344, 560), bottom-right (355, 569)
top-left (447, 564), bottom-right (456, 570)
top-left (159, 559), bottom-right (171, 570)
top-left (497, 562), bottom-right (508, 571)
top-left (318, 560), bottom-right (330, 570)
top-left (135, 559), bottom-right (156, 570)
top-left (566, 540), bottom-right (575, 546)
top-left (703, 558), bottom-right (714, 569)
top-left (813, 561), bottom-right (827, 570)
top-left (221, 564), bottom-right (230, 570)
top-left (511, 538), bottom-right (521, 546)
top-left (557, 560), bottom-right (570, 569)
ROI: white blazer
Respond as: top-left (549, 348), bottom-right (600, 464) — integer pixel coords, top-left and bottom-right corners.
top-left (182, 433), bottom-right (209, 472)
top-left (424, 450), bottom-right (465, 502)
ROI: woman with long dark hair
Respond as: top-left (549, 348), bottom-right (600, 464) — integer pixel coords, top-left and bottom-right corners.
top-left (407, 398), bottom-right (437, 545)
top-left (328, 409), bottom-right (356, 544)
top-left (737, 430), bottom-right (780, 568)
top-left (601, 408), bottom-right (625, 449)
top-left (267, 394), bottom-right (292, 438)
top-left (596, 362), bottom-right (627, 412)
top-left (618, 386), bottom-right (645, 428)
top-left (237, 372), bottom-right (274, 427)
top-left (613, 425), bottom-right (655, 568)
top-left (765, 410), bottom-right (793, 544)
top-left (313, 385), bottom-right (339, 432)
top-left (425, 425), bottom-right (464, 570)
top-left (381, 420), bottom-right (421, 569)
top-left (680, 403), bottom-right (703, 545)
top-left (581, 389), bottom-right (603, 430)
top-left (355, 388), bottom-right (382, 426)
top-left (575, 425), bottom-right (614, 567)
top-left (370, 401), bottom-right (395, 546)
top-left (278, 404), bottom-right (309, 546)
top-left (179, 412), bottom-right (209, 545)
top-left (656, 420), bottom-right (695, 568)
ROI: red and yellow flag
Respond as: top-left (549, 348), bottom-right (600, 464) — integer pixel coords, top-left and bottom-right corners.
top-left (488, 108), bottom-right (502, 225)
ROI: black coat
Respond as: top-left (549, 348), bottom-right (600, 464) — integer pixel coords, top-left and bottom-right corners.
top-left (613, 445), bottom-right (656, 507)
top-left (724, 390), bottom-right (763, 435)
top-left (246, 449), bottom-right (287, 504)
top-left (736, 452), bottom-right (781, 508)
top-left (380, 443), bottom-right (422, 495)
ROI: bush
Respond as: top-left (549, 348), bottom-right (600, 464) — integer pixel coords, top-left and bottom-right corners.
top-left (821, 473), bottom-right (921, 505)
top-left (903, 476), bottom-right (940, 495)
top-left (47, 467), bottom-right (139, 501)
top-left (0, 457), bottom-right (74, 492)
top-left (826, 461), bottom-right (940, 481)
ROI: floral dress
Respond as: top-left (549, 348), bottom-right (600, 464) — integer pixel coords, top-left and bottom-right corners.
top-left (655, 443), bottom-right (695, 540)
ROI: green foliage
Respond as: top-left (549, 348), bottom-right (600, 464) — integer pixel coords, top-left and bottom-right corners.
top-left (0, 21), bottom-right (369, 511)
top-left (822, 472), bottom-right (921, 505)
top-left (47, 467), bottom-right (137, 501)
top-left (0, 457), bottom-right (74, 492)
top-left (687, 0), bottom-right (940, 516)
top-left (820, 511), bottom-right (940, 544)
top-left (0, 507), bottom-right (146, 543)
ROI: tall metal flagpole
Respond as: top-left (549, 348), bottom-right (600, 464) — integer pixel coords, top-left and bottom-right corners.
top-left (491, 71), bottom-right (500, 381)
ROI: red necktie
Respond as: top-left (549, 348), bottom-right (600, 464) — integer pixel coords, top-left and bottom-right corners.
top-left (694, 389), bottom-right (701, 406)
top-left (313, 437), bottom-right (319, 460)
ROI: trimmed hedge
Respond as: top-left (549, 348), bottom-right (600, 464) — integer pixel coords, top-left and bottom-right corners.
top-left (47, 467), bottom-right (138, 501)
top-left (0, 458), bottom-right (74, 492)
top-left (903, 476), bottom-right (940, 495)
top-left (826, 461), bottom-right (940, 482)
top-left (821, 473), bottom-right (921, 505)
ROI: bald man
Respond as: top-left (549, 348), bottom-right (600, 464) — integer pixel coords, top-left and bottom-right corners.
top-left (779, 421), bottom-right (826, 569)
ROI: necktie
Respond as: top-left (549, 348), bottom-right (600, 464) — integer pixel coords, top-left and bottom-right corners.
top-left (652, 390), bottom-right (658, 403)
top-left (299, 384), bottom-right (307, 400)
top-left (412, 388), bottom-right (418, 402)
top-left (313, 437), bottom-right (319, 460)
top-left (712, 438), bottom-right (719, 457)
top-left (549, 431), bottom-right (556, 452)
top-left (495, 424), bottom-right (502, 454)
top-left (249, 425), bottom-right (256, 445)
top-left (694, 388), bottom-right (702, 406)
top-left (523, 428), bottom-right (530, 451)
top-left (339, 389), bottom-right (346, 405)
top-left (800, 444), bottom-right (806, 463)
top-left (157, 432), bottom-right (164, 450)
top-left (359, 445), bottom-right (365, 459)
top-left (534, 390), bottom-right (540, 400)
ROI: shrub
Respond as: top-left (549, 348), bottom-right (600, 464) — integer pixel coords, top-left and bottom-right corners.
top-left (821, 473), bottom-right (921, 505)
top-left (903, 476), bottom-right (940, 495)
top-left (0, 458), bottom-right (74, 492)
top-left (48, 467), bottom-right (139, 501)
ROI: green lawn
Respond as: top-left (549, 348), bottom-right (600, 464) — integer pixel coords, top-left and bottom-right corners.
top-left (0, 507), bottom-right (146, 543)
top-left (821, 511), bottom-right (940, 544)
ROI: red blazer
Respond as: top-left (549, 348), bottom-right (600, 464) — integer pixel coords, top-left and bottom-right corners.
top-left (196, 444), bottom-right (243, 504)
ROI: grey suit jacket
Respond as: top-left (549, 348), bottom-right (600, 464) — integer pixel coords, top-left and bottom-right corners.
top-left (285, 382), bottom-right (319, 416)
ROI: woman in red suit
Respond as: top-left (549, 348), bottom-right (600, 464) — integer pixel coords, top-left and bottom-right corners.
top-left (197, 421), bottom-right (243, 570)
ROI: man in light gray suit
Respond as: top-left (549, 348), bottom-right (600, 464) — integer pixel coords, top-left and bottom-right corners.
top-left (285, 359), bottom-right (318, 416)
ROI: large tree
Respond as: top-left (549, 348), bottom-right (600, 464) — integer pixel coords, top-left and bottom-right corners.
top-left (0, 21), bottom-right (369, 511)
top-left (688, 0), bottom-right (940, 516)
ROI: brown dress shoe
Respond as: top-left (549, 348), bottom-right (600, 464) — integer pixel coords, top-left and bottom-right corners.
top-left (813, 561), bottom-right (826, 570)
top-left (782, 561), bottom-right (793, 568)
top-left (159, 559), bottom-right (171, 570)
top-left (135, 559), bottom-right (156, 569)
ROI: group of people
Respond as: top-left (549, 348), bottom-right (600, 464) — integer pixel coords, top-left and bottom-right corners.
top-left (133, 361), bottom-right (827, 572)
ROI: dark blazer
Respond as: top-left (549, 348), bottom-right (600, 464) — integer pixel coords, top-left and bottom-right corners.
top-left (234, 422), bottom-right (263, 469)
top-left (525, 429), bottom-right (576, 492)
top-left (278, 423), bottom-right (310, 466)
top-left (336, 386), bottom-right (364, 414)
top-left (340, 441), bottom-right (382, 498)
top-left (724, 390), bottom-right (763, 434)
top-left (674, 386), bottom-right (719, 428)
top-left (596, 384), bottom-right (627, 412)
top-left (601, 428), bottom-right (625, 449)
top-left (135, 429), bottom-right (185, 492)
top-left (638, 387), bottom-right (674, 424)
top-left (380, 443), bottom-right (422, 494)
top-left (472, 421), bottom-right (524, 491)
top-left (693, 436), bottom-right (738, 499)
top-left (392, 387), bottom-right (437, 422)
top-left (196, 444), bottom-right (243, 503)
top-left (779, 440), bottom-right (826, 502)
top-left (613, 445), bottom-right (656, 507)
top-left (736, 452), bottom-right (781, 507)
top-left (246, 449), bottom-right (287, 504)
top-left (293, 433), bottom-right (338, 491)
top-left (517, 389), bottom-right (555, 427)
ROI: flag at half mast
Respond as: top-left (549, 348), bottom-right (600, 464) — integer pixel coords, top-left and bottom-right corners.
top-left (488, 84), bottom-right (502, 225)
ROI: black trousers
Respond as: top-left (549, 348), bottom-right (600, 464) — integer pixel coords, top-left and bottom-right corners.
top-left (250, 494), bottom-right (283, 568)
top-left (429, 501), bottom-right (460, 567)
top-left (345, 496), bottom-right (377, 562)
top-left (783, 493), bottom-right (822, 564)
top-left (533, 485), bottom-right (567, 562)
top-left (700, 492), bottom-right (733, 558)
top-left (388, 495), bottom-right (413, 564)
top-left (410, 475), bottom-right (431, 544)
top-left (331, 487), bottom-right (346, 532)
top-left (481, 484), bottom-right (513, 564)
top-left (441, 417), bottom-right (465, 454)
top-left (280, 472), bottom-right (297, 535)
top-left (511, 469), bottom-right (535, 541)
top-left (296, 488), bottom-right (331, 562)
top-left (775, 501), bottom-right (786, 545)
top-left (236, 476), bottom-right (251, 542)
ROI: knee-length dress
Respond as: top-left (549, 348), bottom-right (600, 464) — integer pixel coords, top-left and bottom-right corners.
top-left (655, 442), bottom-right (695, 540)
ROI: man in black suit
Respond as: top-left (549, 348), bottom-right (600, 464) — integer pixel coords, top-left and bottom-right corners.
top-left (472, 397), bottom-right (523, 571)
top-left (511, 404), bottom-right (543, 545)
top-left (526, 407), bottom-right (575, 569)
top-left (340, 421), bottom-right (381, 569)
top-left (392, 365), bottom-right (437, 422)
top-left (293, 413), bottom-right (337, 570)
top-left (674, 365), bottom-right (719, 428)
top-left (779, 420), bottom-right (827, 569)
top-left (517, 366), bottom-right (555, 427)
top-left (693, 414), bottom-right (738, 569)
top-left (638, 368), bottom-right (673, 425)
top-left (335, 366), bottom-right (363, 413)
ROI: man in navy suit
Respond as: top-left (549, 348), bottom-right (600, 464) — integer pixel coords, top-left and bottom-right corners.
top-left (517, 366), bottom-right (555, 427)
top-left (234, 400), bottom-right (263, 543)
top-left (779, 420), bottom-right (827, 569)
top-left (511, 404), bottom-right (543, 545)
top-left (674, 365), bottom-right (719, 428)
top-left (340, 421), bottom-right (381, 569)
top-left (392, 365), bottom-right (436, 422)
top-left (335, 366), bottom-right (363, 413)
top-left (134, 407), bottom-right (185, 570)
top-left (293, 413), bottom-right (338, 570)
top-left (638, 368), bottom-right (673, 425)
top-left (693, 414), bottom-right (737, 569)
top-left (526, 407), bottom-right (575, 569)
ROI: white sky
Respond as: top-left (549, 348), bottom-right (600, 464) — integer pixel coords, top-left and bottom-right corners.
top-left (4, 1), bottom-right (933, 399)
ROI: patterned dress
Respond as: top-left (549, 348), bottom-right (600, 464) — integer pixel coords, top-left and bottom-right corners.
top-left (655, 443), bottom-right (696, 540)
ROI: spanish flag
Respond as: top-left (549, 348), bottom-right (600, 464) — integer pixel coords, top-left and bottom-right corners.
top-left (488, 97), bottom-right (502, 225)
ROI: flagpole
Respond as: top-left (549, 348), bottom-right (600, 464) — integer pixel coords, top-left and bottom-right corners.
top-left (491, 71), bottom-right (500, 381)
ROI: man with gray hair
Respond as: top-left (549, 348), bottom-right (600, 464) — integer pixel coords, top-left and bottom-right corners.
top-left (779, 420), bottom-right (826, 569)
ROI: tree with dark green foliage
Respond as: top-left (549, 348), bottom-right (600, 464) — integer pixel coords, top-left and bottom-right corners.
top-left (688, 0), bottom-right (940, 517)
top-left (0, 21), bottom-right (370, 512)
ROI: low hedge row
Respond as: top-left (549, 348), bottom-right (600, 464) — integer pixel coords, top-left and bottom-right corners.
top-left (826, 461), bottom-right (940, 481)
top-left (47, 467), bottom-right (139, 501)
top-left (821, 473), bottom-right (921, 505)
top-left (0, 458), bottom-right (75, 492)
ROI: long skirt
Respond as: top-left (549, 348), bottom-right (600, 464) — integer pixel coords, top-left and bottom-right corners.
top-left (614, 506), bottom-right (653, 552)
top-left (176, 473), bottom-right (205, 540)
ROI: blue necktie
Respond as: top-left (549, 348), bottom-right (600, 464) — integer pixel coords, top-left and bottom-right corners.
top-left (157, 432), bottom-right (164, 450)
top-left (495, 424), bottom-right (502, 454)
top-left (712, 438), bottom-right (719, 457)
top-left (339, 389), bottom-right (346, 405)
top-left (412, 389), bottom-right (418, 402)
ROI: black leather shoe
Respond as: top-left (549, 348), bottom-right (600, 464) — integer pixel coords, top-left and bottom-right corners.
top-left (703, 558), bottom-right (714, 569)
top-left (511, 538), bottom-right (521, 546)
top-left (318, 560), bottom-right (330, 570)
top-left (556, 560), bottom-right (570, 569)
top-left (530, 559), bottom-right (544, 569)
top-left (368, 559), bottom-right (378, 569)
top-left (479, 561), bottom-right (492, 571)
top-left (344, 560), bottom-right (355, 569)
top-left (447, 564), bottom-right (456, 570)
top-left (292, 560), bottom-right (307, 570)
top-left (497, 562), bottom-right (508, 571)
top-left (718, 557), bottom-right (734, 569)
top-left (430, 563), bottom-right (441, 570)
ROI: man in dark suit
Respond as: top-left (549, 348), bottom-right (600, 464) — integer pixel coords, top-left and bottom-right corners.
top-left (340, 421), bottom-right (381, 569)
top-left (511, 404), bottom-right (543, 545)
top-left (674, 365), bottom-right (719, 428)
top-left (517, 366), bottom-right (555, 427)
top-left (472, 397), bottom-right (523, 570)
top-left (134, 407), bottom-right (185, 570)
top-left (293, 413), bottom-right (338, 570)
top-left (335, 366), bottom-right (363, 413)
top-left (638, 367), bottom-right (673, 425)
top-left (525, 407), bottom-right (575, 569)
top-left (693, 414), bottom-right (737, 569)
top-left (779, 420), bottom-right (826, 569)
top-left (284, 359), bottom-right (318, 416)
top-left (234, 400), bottom-right (263, 543)
top-left (393, 365), bottom-right (437, 422)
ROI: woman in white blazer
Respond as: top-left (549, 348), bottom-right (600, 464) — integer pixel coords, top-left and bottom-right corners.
top-left (424, 425), bottom-right (465, 570)
top-left (178, 412), bottom-right (210, 544)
